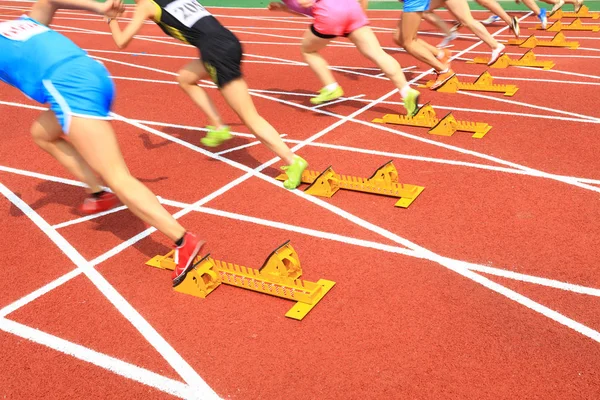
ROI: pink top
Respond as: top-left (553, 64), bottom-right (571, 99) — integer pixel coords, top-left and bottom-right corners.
top-left (281, 0), bottom-right (314, 17)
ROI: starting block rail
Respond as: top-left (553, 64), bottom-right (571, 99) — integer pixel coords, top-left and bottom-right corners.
top-left (468, 50), bottom-right (555, 70)
top-left (531, 18), bottom-right (600, 31)
top-left (146, 241), bottom-right (335, 320)
top-left (550, 5), bottom-right (599, 20)
top-left (372, 102), bottom-right (492, 139)
top-left (420, 70), bottom-right (518, 97)
top-left (506, 32), bottom-right (579, 49)
top-left (276, 160), bottom-right (424, 208)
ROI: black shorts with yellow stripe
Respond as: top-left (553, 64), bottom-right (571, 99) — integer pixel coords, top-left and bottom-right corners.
top-left (193, 17), bottom-right (243, 88)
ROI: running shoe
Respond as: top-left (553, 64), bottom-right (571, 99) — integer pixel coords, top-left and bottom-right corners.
top-left (488, 43), bottom-right (506, 66)
top-left (539, 8), bottom-right (548, 29)
top-left (550, 0), bottom-right (565, 16)
top-left (280, 155), bottom-right (308, 189)
top-left (79, 192), bottom-right (120, 215)
top-left (437, 31), bottom-right (457, 48)
top-left (403, 88), bottom-right (420, 118)
top-left (450, 22), bottom-right (462, 32)
top-left (310, 85), bottom-right (344, 105)
top-left (574, 0), bottom-right (584, 13)
top-left (482, 15), bottom-right (501, 25)
top-left (201, 125), bottom-right (232, 147)
top-left (431, 69), bottom-right (456, 90)
top-left (172, 232), bottom-right (205, 287)
top-left (510, 16), bottom-right (520, 38)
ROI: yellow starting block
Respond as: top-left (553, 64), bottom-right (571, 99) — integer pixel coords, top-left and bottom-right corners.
top-left (469, 50), bottom-right (555, 70)
top-left (531, 18), bottom-right (600, 31)
top-left (372, 102), bottom-right (492, 139)
top-left (550, 5), bottom-right (599, 19)
top-left (276, 160), bottom-right (424, 208)
top-left (147, 241), bottom-right (335, 320)
top-left (420, 70), bottom-right (518, 97)
top-left (506, 32), bottom-right (579, 49)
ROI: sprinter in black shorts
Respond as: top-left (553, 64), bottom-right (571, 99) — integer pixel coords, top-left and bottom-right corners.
top-left (107, 0), bottom-right (308, 189)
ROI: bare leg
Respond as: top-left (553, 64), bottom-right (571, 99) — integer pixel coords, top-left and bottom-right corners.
top-left (177, 60), bottom-right (224, 128)
top-left (301, 28), bottom-right (335, 87)
top-left (423, 10), bottom-right (452, 36)
top-left (67, 117), bottom-right (185, 242)
top-left (444, 0), bottom-right (501, 50)
top-left (521, 0), bottom-right (541, 15)
top-left (476, 0), bottom-right (513, 25)
top-left (31, 110), bottom-right (104, 194)
top-left (394, 11), bottom-right (447, 72)
top-left (348, 26), bottom-right (409, 90)
top-left (219, 78), bottom-right (295, 165)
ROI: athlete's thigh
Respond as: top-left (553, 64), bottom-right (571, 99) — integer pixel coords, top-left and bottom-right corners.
top-left (301, 26), bottom-right (332, 53)
top-left (178, 58), bottom-right (208, 83)
top-left (31, 110), bottom-right (63, 142)
top-left (444, 0), bottom-right (474, 22)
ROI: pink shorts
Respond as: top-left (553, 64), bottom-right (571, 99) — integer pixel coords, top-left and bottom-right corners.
top-left (312, 0), bottom-right (369, 38)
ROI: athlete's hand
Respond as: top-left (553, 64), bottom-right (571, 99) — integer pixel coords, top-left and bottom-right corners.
top-left (268, 2), bottom-right (285, 11)
top-left (100, 0), bottom-right (125, 18)
top-left (297, 0), bottom-right (315, 7)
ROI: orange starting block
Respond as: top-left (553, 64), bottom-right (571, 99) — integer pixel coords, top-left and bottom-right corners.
top-left (550, 5), bottom-right (599, 20)
top-left (506, 32), bottom-right (579, 49)
top-left (147, 241), bottom-right (335, 320)
top-left (276, 160), bottom-right (424, 208)
top-left (420, 70), bottom-right (518, 96)
top-left (469, 50), bottom-right (555, 70)
top-left (373, 102), bottom-right (492, 138)
top-left (531, 18), bottom-right (600, 31)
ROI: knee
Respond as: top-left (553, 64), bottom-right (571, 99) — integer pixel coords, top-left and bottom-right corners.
top-left (176, 70), bottom-right (195, 89)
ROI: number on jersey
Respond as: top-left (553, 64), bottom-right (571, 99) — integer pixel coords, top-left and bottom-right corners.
top-left (165, 0), bottom-right (211, 28)
top-left (0, 19), bottom-right (49, 41)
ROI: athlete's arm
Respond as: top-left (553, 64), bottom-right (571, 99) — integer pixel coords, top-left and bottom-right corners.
top-left (108, 0), bottom-right (155, 49)
top-left (29, 0), bottom-right (123, 25)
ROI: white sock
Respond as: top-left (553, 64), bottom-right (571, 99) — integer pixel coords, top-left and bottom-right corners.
top-left (324, 82), bottom-right (339, 91)
top-left (399, 84), bottom-right (411, 98)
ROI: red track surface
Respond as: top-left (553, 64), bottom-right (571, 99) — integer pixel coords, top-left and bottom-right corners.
top-left (1, 2), bottom-right (600, 399)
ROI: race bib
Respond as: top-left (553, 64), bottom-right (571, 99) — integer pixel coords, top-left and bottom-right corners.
top-left (0, 18), bottom-right (49, 41)
top-left (165, 0), bottom-right (211, 28)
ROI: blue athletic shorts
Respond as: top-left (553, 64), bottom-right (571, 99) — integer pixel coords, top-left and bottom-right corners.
top-left (403, 0), bottom-right (431, 12)
top-left (41, 56), bottom-right (115, 133)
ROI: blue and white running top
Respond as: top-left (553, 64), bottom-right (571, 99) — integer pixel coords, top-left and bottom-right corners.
top-left (0, 15), bottom-right (114, 132)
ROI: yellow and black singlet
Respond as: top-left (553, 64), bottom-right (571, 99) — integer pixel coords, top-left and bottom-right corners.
top-left (148, 0), bottom-right (243, 87)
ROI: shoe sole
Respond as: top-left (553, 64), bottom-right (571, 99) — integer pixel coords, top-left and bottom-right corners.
top-left (431, 73), bottom-right (456, 90)
top-left (487, 50), bottom-right (505, 66)
top-left (172, 240), bottom-right (205, 287)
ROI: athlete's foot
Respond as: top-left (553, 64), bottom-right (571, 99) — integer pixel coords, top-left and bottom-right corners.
top-left (310, 85), bottom-right (344, 105)
top-left (280, 155), bottom-right (308, 189)
top-left (201, 125), bottom-right (232, 147)
top-left (78, 191), bottom-right (120, 215)
top-left (431, 69), bottom-right (456, 90)
top-left (437, 31), bottom-right (457, 48)
top-left (488, 43), bottom-right (506, 66)
top-left (538, 8), bottom-right (548, 29)
top-left (437, 48), bottom-right (452, 69)
top-left (550, 0), bottom-right (565, 16)
top-left (172, 232), bottom-right (205, 287)
top-left (482, 15), bottom-right (501, 25)
top-left (574, 0), bottom-right (583, 13)
top-left (403, 88), bottom-right (420, 118)
top-left (510, 16), bottom-right (520, 38)
top-left (450, 21), bottom-right (462, 32)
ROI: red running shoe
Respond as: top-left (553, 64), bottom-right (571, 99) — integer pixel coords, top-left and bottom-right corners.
top-left (172, 232), bottom-right (205, 287)
top-left (79, 192), bottom-right (120, 215)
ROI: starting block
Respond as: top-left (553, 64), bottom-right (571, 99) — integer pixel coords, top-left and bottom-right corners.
top-left (146, 241), bottom-right (335, 320)
top-left (506, 32), bottom-right (579, 49)
top-left (468, 50), bottom-right (555, 70)
top-left (420, 70), bottom-right (519, 97)
top-left (276, 160), bottom-right (424, 208)
top-left (550, 5), bottom-right (599, 19)
top-left (531, 18), bottom-right (600, 31)
top-left (372, 102), bottom-right (492, 139)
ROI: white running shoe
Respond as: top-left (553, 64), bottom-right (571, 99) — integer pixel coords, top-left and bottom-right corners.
top-left (482, 15), bottom-right (501, 25)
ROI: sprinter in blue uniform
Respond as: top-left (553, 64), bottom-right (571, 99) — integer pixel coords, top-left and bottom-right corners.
top-left (0, 0), bottom-right (206, 286)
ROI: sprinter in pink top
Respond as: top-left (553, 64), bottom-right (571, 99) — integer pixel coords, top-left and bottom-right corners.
top-left (269, 0), bottom-right (421, 117)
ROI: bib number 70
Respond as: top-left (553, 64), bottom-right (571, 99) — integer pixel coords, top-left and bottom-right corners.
top-left (165, 0), bottom-right (210, 28)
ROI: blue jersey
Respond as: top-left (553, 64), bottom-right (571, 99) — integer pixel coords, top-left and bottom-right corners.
top-left (0, 15), bottom-right (87, 103)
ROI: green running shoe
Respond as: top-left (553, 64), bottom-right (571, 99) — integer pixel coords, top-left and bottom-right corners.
top-left (201, 125), bottom-right (232, 147)
top-left (403, 88), bottom-right (420, 118)
top-left (310, 86), bottom-right (344, 105)
top-left (281, 156), bottom-right (308, 189)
